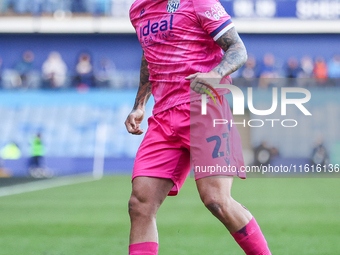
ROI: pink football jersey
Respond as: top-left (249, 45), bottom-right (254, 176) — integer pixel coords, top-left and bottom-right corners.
top-left (130, 0), bottom-right (234, 114)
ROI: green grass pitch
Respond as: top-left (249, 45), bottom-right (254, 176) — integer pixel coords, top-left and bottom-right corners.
top-left (0, 176), bottom-right (340, 255)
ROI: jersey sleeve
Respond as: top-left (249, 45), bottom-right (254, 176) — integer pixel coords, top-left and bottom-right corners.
top-left (192, 0), bottom-right (234, 41)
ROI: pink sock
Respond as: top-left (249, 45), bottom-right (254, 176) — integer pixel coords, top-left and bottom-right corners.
top-left (129, 242), bottom-right (159, 255)
top-left (231, 217), bottom-right (271, 255)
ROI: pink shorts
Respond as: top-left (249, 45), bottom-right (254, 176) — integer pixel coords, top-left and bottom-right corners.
top-left (133, 96), bottom-right (245, 196)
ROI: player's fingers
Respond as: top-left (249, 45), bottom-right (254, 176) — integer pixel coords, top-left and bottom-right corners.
top-left (185, 72), bottom-right (200, 80)
top-left (195, 79), bottom-right (210, 94)
top-left (190, 80), bottom-right (200, 94)
top-left (189, 79), bottom-right (196, 89)
top-left (193, 84), bottom-right (203, 94)
top-left (131, 126), bottom-right (144, 135)
top-left (127, 121), bottom-right (144, 135)
top-left (125, 116), bottom-right (137, 133)
top-left (132, 129), bottom-right (144, 135)
top-left (190, 79), bottom-right (205, 94)
top-left (126, 123), bottom-right (136, 134)
top-left (189, 76), bottom-right (211, 94)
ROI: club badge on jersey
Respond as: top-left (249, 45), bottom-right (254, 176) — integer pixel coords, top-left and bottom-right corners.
top-left (167, 0), bottom-right (180, 13)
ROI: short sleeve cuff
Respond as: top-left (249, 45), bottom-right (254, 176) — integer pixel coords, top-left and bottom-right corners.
top-left (210, 19), bottom-right (234, 41)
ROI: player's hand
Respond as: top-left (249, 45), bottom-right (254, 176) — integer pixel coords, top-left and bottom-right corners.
top-left (125, 109), bottom-right (145, 135)
top-left (185, 70), bottom-right (222, 94)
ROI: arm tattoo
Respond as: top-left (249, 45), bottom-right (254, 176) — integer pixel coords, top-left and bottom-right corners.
top-left (133, 52), bottom-right (152, 110)
top-left (213, 27), bottom-right (247, 77)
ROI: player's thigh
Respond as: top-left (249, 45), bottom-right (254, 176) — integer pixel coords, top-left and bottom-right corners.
top-left (196, 176), bottom-right (234, 204)
top-left (130, 177), bottom-right (174, 211)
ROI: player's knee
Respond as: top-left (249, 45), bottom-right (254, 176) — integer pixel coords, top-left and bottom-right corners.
top-left (128, 194), bottom-right (146, 218)
top-left (128, 193), bottom-right (157, 220)
top-left (202, 195), bottom-right (223, 214)
top-left (205, 201), bottom-right (223, 216)
top-left (202, 195), bottom-right (233, 217)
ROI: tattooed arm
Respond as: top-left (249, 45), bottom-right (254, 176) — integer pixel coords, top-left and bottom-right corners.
top-left (213, 27), bottom-right (247, 78)
top-left (132, 52), bottom-right (152, 110)
top-left (185, 27), bottom-right (247, 93)
top-left (125, 52), bottom-right (152, 135)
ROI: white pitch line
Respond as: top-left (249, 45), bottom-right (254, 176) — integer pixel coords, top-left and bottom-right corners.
top-left (0, 175), bottom-right (97, 198)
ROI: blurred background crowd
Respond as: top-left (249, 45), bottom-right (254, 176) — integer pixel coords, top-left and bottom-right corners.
top-left (0, 50), bottom-right (129, 89)
top-left (0, 50), bottom-right (339, 89)
top-left (232, 53), bottom-right (340, 87)
top-left (0, 0), bottom-right (131, 17)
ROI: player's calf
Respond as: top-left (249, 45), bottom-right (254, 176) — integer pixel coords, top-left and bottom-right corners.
top-left (128, 192), bottom-right (160, 254)
top-left (128, 177), bottom-right (174, 255)
top-left (201, 195), bottom-right (271, 255)
top-left (197, 177), bottom-right (271, 254)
